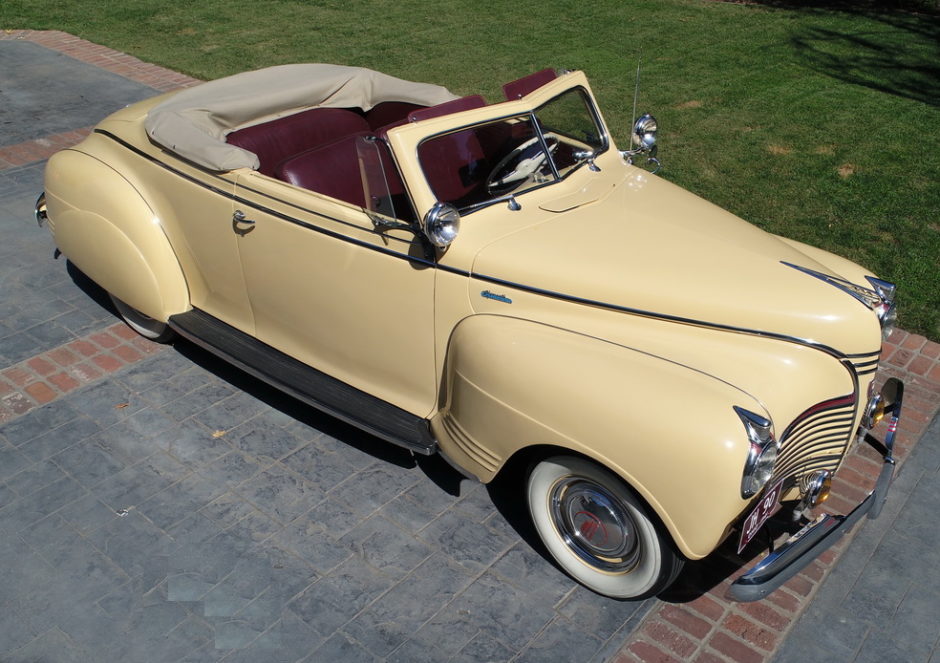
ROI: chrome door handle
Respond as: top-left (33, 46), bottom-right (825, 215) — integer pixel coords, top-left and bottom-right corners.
top-left (232, 210), bottom-right (256, 235)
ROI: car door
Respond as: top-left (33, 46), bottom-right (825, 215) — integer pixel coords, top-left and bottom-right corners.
top-left (230, 164), bottom-right (437, 418)
top-left (145, 162), bottom-right (255, 334)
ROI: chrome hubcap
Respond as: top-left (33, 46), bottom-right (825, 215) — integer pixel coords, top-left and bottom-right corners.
top-left (550, 477), bottom-right (639, 572)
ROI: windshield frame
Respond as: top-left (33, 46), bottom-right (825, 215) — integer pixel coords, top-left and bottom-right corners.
top-left (412, 85), bottom-right (610, 216)
top-left (383, 71), bottom-right (611, 221)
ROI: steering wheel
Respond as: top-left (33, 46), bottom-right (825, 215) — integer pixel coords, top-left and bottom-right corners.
top-left (486, 135), bottom-right (559, 196)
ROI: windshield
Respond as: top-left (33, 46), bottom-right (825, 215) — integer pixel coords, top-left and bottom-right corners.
top-left (417, 87), bottom-right (606, 213)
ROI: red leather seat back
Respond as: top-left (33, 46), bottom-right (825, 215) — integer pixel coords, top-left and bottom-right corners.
top-left (502, 68), bottom-right (557, 100)
top-left (408, 96), bottom-right (488, 204)
top-left (276, 132), bottom-right (372, 208)
top-left (365, 102), bottom-right (425, 131)
top-left (227, 108), bottom-right (370, 176)
top-left (407, 95), bottom-right (487, 123)
top-left (275, 132), bottom-right (408, 214)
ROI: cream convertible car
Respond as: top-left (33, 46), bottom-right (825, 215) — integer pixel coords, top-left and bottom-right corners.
top-left (38, 64), bottom-right (904, 601)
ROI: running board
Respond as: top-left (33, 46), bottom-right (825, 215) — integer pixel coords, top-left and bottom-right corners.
top-left (168, 309), bottom-right (437, 455)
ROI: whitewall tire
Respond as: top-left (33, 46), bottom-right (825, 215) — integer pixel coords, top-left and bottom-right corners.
top-left (109, 294), bottom-right (175, 343)
top-left (527, 455), bottom-right (683, 599)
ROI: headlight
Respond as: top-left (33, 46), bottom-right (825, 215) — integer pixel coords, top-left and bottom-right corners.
top-left (734, 406), bottom-right (779, 498)
top-left (866, 276), bottom-right (897, 342)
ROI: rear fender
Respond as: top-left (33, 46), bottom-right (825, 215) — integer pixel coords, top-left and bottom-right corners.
top-left (44, 149), bottom-right (188, 321)
top-left (433, 314), bottom-right (764, 558)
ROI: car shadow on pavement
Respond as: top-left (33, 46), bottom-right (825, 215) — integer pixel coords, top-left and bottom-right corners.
top-left (658, 505), bottom-right (808, 603)
top-left (66, 259), bottom-right (469, 493)
top-left (66, 258), bottom-right (119, 316)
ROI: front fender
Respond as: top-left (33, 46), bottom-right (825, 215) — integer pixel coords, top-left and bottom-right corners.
top-left (44, 149), bottom-right (189, 321)
top-left (432, 314), bottom-right (763, 558)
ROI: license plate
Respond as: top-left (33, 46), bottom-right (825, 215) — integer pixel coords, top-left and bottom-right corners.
top-left (738, 479), bottom-right (784, 554)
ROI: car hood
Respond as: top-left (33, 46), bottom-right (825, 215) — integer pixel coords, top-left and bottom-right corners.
top-left (470, 171), bottom-right (881, 354)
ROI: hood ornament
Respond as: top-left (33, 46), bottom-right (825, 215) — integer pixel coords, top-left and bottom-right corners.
top-left (781, 262), bottom-right (888, 311)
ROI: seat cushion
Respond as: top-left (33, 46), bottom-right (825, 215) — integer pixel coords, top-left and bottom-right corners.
top-left (227, 108), bottom-right (370, 176)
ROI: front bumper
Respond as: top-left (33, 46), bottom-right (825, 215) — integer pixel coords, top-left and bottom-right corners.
top-left (729, 377), bottom-right (904, 602)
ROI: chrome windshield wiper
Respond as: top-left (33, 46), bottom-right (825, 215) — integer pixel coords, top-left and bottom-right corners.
top-left (460, 193), bottom-right (523, 214)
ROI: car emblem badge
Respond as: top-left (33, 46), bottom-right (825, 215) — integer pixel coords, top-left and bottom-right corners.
top-left (574, 511), bottom-right (608, 545)
top-left (481, 290), bottom-right (512, 304)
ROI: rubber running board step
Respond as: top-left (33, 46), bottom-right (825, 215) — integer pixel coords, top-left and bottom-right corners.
top-left (168, 309), bottom-right (437, 455)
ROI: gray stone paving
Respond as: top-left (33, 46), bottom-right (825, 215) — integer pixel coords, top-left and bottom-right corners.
top-left (0, 162), bottom-right (118, 365)
top-left (0, 40), bottom-right (155, 144)
top-left (0, 37), bottom-right (655, 662)
top-left (773, 411), bottom-right (940, 663)
top-left (0, 349), bottom-right (654, 661)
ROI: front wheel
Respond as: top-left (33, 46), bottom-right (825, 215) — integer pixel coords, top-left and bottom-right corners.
top-left (109, 294), bottom-right (175, 343)
top-left (527, 455), bottom-right (683, 599)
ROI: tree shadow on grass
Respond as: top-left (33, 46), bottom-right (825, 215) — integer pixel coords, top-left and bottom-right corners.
top-left (722, 1), bottom-right (940, 107)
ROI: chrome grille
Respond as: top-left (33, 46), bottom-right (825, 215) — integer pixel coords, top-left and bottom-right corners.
top-left (773, 393), bottom-right (857, 483)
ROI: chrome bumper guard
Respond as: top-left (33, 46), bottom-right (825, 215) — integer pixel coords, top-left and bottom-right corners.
top-left (730, 377), bottom-right (903, 602)
top-left (35, 192), bottom-right (47, 227)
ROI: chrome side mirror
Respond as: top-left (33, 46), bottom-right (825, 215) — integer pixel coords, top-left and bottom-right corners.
top-left (421, 202), bottom-right (460, 249)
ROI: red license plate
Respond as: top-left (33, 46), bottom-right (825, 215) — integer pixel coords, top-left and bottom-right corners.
top-left (738, 480), bottom-right (784, 554)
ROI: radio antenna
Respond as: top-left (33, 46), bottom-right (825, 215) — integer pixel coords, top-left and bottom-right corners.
top-left (630, 57), bottom-right (641, 149)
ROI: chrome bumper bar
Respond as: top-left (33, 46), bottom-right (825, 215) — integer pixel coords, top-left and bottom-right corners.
top-left (730, 377), bottom-right (903, 602)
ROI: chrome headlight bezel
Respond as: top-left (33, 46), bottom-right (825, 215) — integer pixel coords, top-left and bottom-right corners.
top-left (735, 406), bottom-right (780, 499)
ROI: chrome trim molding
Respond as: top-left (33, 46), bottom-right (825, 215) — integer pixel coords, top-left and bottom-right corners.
top-left (95, 129), bottom-right (881, 364)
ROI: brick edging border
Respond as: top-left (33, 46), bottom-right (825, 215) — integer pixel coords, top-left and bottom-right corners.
top-left (0, 29), bottom-right (200, 169)
top-left (615, 328), bottom-right (940, 663)
top-left (0, 323), bottom-right (168, 424)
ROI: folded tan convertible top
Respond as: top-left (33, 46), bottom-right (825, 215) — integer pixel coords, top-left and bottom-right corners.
top-left (144, 63), bottom-right (458, 171)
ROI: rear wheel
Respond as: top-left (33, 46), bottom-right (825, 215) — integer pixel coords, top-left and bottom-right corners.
top-left (109, 294), bottom-right (175, 343)
top-left (527, 455), bottom-right (683, 599)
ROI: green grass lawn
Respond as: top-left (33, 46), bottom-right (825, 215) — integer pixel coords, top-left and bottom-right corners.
top-left (3, 0), bottom-right (938, 339)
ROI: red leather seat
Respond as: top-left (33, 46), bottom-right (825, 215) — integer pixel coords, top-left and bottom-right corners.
top-left (276, 132), bottom-right (372, 207)
top-left (275, 132), bottom-right (409, 215)
top-left (407, 95), bottom-right (486, 123)
top-left (227, 108), bottom-right (370, 176)
top-left (502, 68), bottom-right (557, 100)
top-left (409, 96), bottom-right (489, 204)
top-left (365, 102), bottom-right (425, 131)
